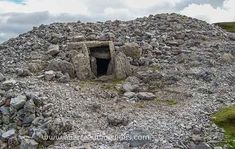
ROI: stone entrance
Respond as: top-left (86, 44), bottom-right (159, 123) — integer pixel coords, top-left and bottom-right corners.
top-left (68, 41), bottom-right (132, 80)
top-left (89, 45), bottom-right (112, 77)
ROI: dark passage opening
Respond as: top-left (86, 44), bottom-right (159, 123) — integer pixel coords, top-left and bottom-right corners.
top-left (96, 58), bottom-right (111, 76)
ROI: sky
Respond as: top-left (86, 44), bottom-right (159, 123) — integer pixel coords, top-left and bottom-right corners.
top-left (0, 0), bottom-right (235, 43)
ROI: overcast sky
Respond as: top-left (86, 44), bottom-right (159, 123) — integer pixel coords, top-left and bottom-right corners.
top-left (0, 0), bottom-right (235, 43)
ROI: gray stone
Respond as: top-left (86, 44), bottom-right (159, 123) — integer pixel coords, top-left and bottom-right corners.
top-left (8, 136), bottom-right (19, 148)
top-left (125, 76), bottom-right (140, 85)
top-left (1, 79), bottom-right (17, 91)
top-left (137, 92), bottom-right (156, 100)
top-left (47, 44), bottom-right (60, 56)
top-left (121, 43), bottom-right (142, 59)
top-left (160, 144), bottom-right (174, 149)
top-left (23, 114), bottom-right (36, 126)
top-left (46, 59), bottom-right (75, 77)
top-left (122, 82), bottom-right (139, 92)
top-left (72, 53), bottom-right (92, 80)
top-left (125, 129), bottom-right (152, 147)
top-left (195, 143), bottom-right (211, 149)
top-left (114, 52), bottom-right (132, 79)
top-left (20, 136), bottom-right (38, 149)
top-left (16, 68), bottom-right (31, 77)
top-left (48, 118), bottom-right (72, 136)
top-left (32, 128), bottom-right (48, 143)
top-left (2, 129), bottom-right (16, 140)
top-left (57, 73), bottom-right (70, 83)
top-left (123, 92), bottom-right (136, 98)
top-left (10, 95), bottom-right (27, 110)
top-left (213, 147), bottom-right (223, 149)
top-left (24, 99), bottom-right (36, 113)
top-left (0, 73), bottom-right (5, 82)
top-left (25, 92), bottom-right (42, 107)
top-left (28, 62), bottom-right (44, 73)
top-left (44, 70), bottom-right (56, 81)
top-left (221, 53), bottom-right (234, 63)
top-left (107, 113), bottom-right (129, 127)
top-left (228, 33), bottom-right (235, 41)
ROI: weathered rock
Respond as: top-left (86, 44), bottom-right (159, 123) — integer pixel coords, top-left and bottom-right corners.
top-left (25, 92), bottom-right (42, 107)
top-left (10, 95), bottom-right (27, 110)
top-left (24, 99), bottom-right (36, 113)
top-left (125, 76), bottom-right (140, 85)
top-left (8, 136), bottom-right (19, 148)
top-left (220, 53), bottom-right (234, 63)
top-left (28, 62), bottom-right (44, 73)
top-left (228, 33), bottom-right (235, 41)
top-left (121, 43), bottom-right (142, 59)
top-left (122, 82), bottom-right (139, 92)
top-left (47, 45), bottom-right (60, 56)
top-left (48, 118), bottom-right (72, 136)
top-left (114, 52), bottom-right (132, 79)
top-left (137, 92), bottom-right (156, 100)
top-left (194, 142), bottom-right (211, 149)
top-left (0, 73), bottom-right (5, 82)
top-left (19, 136), bottom-right (38, 149)
top-left (0, 140), bottom-right (7, 149)
top-left (44, 70), bottom-right (56, 81)
top-left (0, 106), bottom-right (10, 124)
top-left (123, 92), bottom-right (136, 98)
top-left (32, 128), bottom-right (48, 143)
top-left (57, 73), bottom-right (70, 83)
top-left (160, 144), bottom-right (174, 149)
top-left (72, 53), bottom-right (92, 80)
top-left (2, 129), bottom-right (16, 140)
top-left (16, 68), bottom-right (31, 77)
top-left (46, 59), bottom-right (75, 77)
top-left (107, 113), bottom-right (129, 127)
top-left (1, 79), bottom-right (17, 91)
top-left (23, 114), bottom-right (36, 126)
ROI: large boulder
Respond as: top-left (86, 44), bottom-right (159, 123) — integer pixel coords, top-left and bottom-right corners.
top-left (72, 53), bottom-right (92, 80)
top-left (10, 95), bottom-right (27, 110)
top-left (46, 59), bottom-right (75, 77)
top-left (114, 52), bottom-right (132, 79)
top-left (1, 79), bottom-right (17, 91)
top-left (120, 43), bottom-right (142, 59)
top-left (137, 92), bottom-right (156, 100)
top-left (2, 129), bottom-right (16, 140)
top-left (46, 45), bottom-right (60, 56)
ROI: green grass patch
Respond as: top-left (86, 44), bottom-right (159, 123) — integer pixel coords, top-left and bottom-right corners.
top-left (153, 98), bottom-right (178, 106)
top-left (213, 106), bottom-right (235, 148)
top-left (215, 22), bottom-right (235, 33)
top-left (133, 102), bottom-right (146, 109)
top-left (149, 65), bottom-right (162, 72)
top-left (165, 99), bottom-right (178, 106)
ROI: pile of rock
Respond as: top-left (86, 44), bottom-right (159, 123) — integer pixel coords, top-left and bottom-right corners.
top-left (121, 76), bottom-right (156, 101)
top-left (0, 13), bottom-right (233, 76)
top-left (0, 76), bottom-right (72, 148)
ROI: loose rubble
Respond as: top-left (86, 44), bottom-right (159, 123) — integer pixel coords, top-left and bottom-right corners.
top-left (0, 13), bottom-right (234, 148)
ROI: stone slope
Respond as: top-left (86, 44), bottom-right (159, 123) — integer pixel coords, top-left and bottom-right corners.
top-left (0, 13), bottom-right (235, 149)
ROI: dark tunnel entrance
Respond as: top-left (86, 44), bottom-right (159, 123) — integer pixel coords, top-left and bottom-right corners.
top-left (96, 58), bottom-right (111, 76)
top-left (89, 45), bottom-right (112, 77)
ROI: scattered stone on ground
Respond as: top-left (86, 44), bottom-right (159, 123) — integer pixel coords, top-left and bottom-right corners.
top-left (0, 13), bottom-right (234, 148)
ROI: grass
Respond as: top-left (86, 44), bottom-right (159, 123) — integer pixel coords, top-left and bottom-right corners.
top-left (215, 22), bottom-right (235, 33)
top-left (153, 98), bottom-right (178, 106)
top-left (101, 78), bottom-right (124, 91)
top-left (212, 106), bottom-right (235, 148)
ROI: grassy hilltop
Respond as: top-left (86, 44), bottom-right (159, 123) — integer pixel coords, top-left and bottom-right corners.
top-left (215, 22), bottom-right (235, 33)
